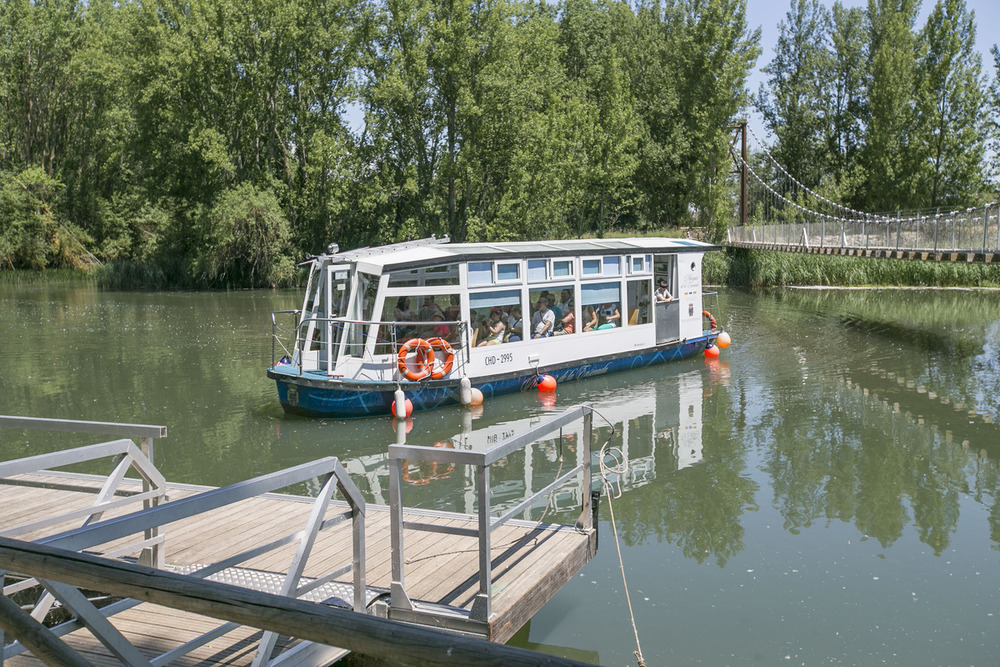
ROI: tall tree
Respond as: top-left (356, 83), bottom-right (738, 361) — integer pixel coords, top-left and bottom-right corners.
top-left (858, 0), bottom-right (921, 211)
top-left (756, 0), bottom-right (831, 192)
top-left (826, 1), bottom-right (866, 196)
top-left (912, 0), bottom-right (987, 207)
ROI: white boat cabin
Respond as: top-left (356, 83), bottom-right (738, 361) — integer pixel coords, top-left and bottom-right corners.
top-left (293, 236), bottom-right (717, 383)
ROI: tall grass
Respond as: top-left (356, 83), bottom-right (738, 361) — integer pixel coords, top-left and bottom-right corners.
top-left (706, 248), bottom-right (1000, 287)
top-left (0, 269), bottom-right (95, 286)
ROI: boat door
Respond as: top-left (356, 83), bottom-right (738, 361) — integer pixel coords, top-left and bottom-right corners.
top-left (299, 263), bottom-right (351, 372)
top-left (654, 255), bottom-right (679, 344)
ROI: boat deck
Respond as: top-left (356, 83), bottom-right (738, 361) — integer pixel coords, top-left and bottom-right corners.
top-left (0, 471), bottom-right (596, 665)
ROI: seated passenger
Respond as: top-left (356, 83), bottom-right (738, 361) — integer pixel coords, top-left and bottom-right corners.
top-left (506, 306), bottom-right (523, 342)
top-left (531, 297), bottom-right (555, 338)
top-left (555, 298), bottom-right (575, 335)
top-left (582, 304), bottom-right (599, 332)
top-left (477, 309), bottom-right (505, 346)
top-left (598, 302), bottom-right (620, 328)
top-left (654, 279), bottom-right (673, 302)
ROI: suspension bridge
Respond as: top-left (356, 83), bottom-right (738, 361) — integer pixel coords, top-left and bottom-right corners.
top-left (725, 122), bottom-right (1000, 264)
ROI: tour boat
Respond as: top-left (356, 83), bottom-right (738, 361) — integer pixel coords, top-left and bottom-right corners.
top-left (268, 236), bottom-right (723, 417)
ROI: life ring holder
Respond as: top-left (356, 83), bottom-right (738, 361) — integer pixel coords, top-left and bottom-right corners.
top-left (702, 310), bottom-right (718, 332)
top-left (397, 338), bottom-right (435, 381)
top-left (425, 337), bottom-right (455, 380)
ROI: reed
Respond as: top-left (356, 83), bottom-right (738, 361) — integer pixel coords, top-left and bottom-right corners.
top-left (707, 248), bottom-right (1000, 287)
top-left (0, 269), bottom-right (95, 286)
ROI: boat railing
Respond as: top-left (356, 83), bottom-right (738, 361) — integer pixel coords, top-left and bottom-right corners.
top-left (271, 312), bottom-right (471, 376)
top-left (386, 403), bottom-right (598, 629)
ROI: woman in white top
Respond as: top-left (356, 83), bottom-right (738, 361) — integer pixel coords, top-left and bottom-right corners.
top-left (477, 309), bottom-right (505, 346)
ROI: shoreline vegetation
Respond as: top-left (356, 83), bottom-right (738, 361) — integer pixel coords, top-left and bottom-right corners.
top-left (4, 245), bottom-right (999, 290)
top-left (2, 0), bottom-right (998, 290)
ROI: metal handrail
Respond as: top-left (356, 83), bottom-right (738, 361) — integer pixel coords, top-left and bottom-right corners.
top-left (2, 456), bottom-right (368, 665)
top-left (387, 403), bottom-right (595, 625)
top-left (271, 313), bottom-right (471, 375)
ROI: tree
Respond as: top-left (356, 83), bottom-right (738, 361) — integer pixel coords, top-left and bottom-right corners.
top-left (826, 2), bottom-right (866, 195)
top-left (756, 0), bottom-right (832, 192)
top-left (858, 0), bottom-right (921, 211)
top-left (913, 0), bottom-right (987, 207)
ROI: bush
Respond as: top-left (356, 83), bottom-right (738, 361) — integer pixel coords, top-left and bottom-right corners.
top-left (0, 168), bottom-right (92, 270)
top-left (194, 183), bottom-right (292, 287)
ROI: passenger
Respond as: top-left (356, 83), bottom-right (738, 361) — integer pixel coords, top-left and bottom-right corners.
top-left (477, 309), bottom-right (505, 346)
top-left (531, 297), bottom-right (555, 338)
top-left (599, 302), bottom-right (620, 328)
top-left (394, 297), bottom-right (416, 338)
top-left (545, 291), bottom-right (562, 321)
top-left (558, 289), bottom-right (573, 318)
top-left (444, 294), bottom-right (461, 322)
top-left (582, 304), bottom-right (599, 332)
top-left (430, 312), bottom-right (450, 338)
top-left (554, 298), bottom-right (575, 335)
top-left (654, 279), bottom-right (673, 302)
top-left (419, 296), bottom-right (444, 322)
top-left (506, 306), bottom-right (523, 342)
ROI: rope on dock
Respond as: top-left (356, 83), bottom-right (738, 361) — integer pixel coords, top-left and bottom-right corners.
top-left (594, 408), bottom-right (646, 667)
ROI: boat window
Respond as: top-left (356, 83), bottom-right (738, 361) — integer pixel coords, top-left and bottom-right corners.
top-left (468, 262), bottom-right (493, 286)
top-left (527, 259), bottom-right (547, 282)
top-left (496, 262), bottom-right (520, 282)
top-left (581, 258), bottom-right (601, 275)
top-left (529, 285), bottom-right (575, 337)
top-left (470, 289), bottom-right (523, 345)
top-left (629, 255), bottom-right (652, 274)
top-left (344, 272), bottom-right (379, 357)
top-left (552, 260), bottom-right (573, 277)
top-left (376, 293), bottom-right (463, 354)
top-left (388, 264), bottom-right (460, 287)
top-left (627, 279), bottom-right (652, 326)
top-left (602, 256), bottom-right (621, 276)
top-left (580, 282), bottom-right (622, 331)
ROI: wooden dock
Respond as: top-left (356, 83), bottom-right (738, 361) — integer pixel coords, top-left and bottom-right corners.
top-left (0, 412), bottom-right (599, 666)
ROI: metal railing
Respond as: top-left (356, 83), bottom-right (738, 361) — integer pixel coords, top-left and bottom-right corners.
top-left (728, 202), bottom-right (1000, 258)
top-left (1, 444), bottom-right (367, 666)
top-left (386, 403), bottom-right (596, 628)
top-left (0, 416), bottom-right (169, 569)
top-left (271, 313), bottom-right (471, 376)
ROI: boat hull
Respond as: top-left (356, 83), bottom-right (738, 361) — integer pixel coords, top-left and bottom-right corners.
top-left (269, 336), bottom-right (713, 418)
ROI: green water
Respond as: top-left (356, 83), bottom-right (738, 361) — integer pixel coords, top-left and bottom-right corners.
top-left (1, 284), bottom-right (998, 665)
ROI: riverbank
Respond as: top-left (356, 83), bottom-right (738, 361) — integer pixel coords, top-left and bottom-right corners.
top-left (705, 247), bottom-right (1000, 288)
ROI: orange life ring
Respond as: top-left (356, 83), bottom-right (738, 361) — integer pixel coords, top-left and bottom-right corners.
top-left (702, 310), bottom-right (717, 332)
top-left (425, 337), bottom-right (455, 380)
top-left (397, 338), bottom-right (435, 381)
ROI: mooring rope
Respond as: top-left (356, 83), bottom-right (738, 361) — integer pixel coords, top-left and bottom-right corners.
top-left (593, 409), bottom-right (646, 667)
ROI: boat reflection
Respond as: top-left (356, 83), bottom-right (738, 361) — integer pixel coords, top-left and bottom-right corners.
top-left (337, 366), bottom-right (713, 516)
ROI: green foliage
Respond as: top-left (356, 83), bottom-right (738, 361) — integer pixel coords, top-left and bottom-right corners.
top-left (195, 183), bottom-right (293, 288)
top-left (0, 167), bottom-right (91, 270)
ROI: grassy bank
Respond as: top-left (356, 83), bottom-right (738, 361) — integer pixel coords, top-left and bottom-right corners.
top-left (705, 247), bottom-right (1000, 288)
top-left (0, 269), bottom-right (95, 286)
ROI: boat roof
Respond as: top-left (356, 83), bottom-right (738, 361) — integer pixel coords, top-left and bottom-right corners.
top-left (322, 236), bottom-right (721, 273)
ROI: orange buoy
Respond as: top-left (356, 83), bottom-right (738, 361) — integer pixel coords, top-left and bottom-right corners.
top-left (717, 331), bottom-right (732, 348)
top-left (704, 344), bottom-right (720, 358)
top-left (538, 374), bottom-right (557, 392)
top-left (469, 387), bottom-right (484, 406)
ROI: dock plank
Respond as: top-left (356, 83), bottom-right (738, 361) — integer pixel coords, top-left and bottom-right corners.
top-left (0, 473), bottom-right (595, 662)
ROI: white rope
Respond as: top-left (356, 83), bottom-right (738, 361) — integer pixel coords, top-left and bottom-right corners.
top-left (742, 124), bottom-right (998, 225)
top-left (594, 408), bottom-right (646, 667)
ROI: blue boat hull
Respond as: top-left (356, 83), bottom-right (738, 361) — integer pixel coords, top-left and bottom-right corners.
top-left (270, 336), bottom-right (713, 418)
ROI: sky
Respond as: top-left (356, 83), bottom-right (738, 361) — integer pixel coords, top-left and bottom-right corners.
top-left (745, 0), bottom-right (1000, 139)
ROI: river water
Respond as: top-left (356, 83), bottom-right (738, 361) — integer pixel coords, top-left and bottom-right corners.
top-left (1, 283), bottom-right (998, 665)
